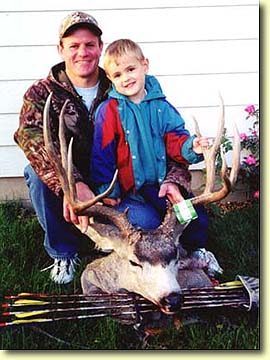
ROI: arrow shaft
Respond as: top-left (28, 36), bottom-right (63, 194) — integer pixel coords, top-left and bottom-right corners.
top-left (3, 281), bottom-right (243, 300)
top-left (4, 292), bottom-right (132, 300)
top-left (3, 297), bottom-right (138, 308)
top-left (3, 302), bottom-right (156, 319)
top-left (0, 308), bottom-right (155, 327)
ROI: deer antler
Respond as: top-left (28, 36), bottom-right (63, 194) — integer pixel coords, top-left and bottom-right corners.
top-left (43, 92), bottom-right (118, 214)
top-left (190, 94), bottom-right (240, 205)
top-left (43, 93), bottom-right (137, 238)
top-left (156, 95), bottom-right (240, 237)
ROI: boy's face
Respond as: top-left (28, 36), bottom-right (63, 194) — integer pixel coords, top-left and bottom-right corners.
top-left (106, 52), bottom-right (149, 103)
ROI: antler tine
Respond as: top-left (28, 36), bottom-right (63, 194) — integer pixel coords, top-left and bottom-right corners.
top-left (43, 92), bottom-right (72, 202)
top-left (66, 140), bottom-right (133, 235)
top-left (44, 92), bottom-right (119, 215)
top-left (67, 137), bottom-right (77, 204)
top-left (192, 115), bottom-right (202, 138)
top-left (191, 97), bottom-right (224, 195)
top-left (71, 169), bottom-right (119, 214)
top-left (63, 122), bottom-right (119, 214)
top-left (190, 95), bottom-right (239, 206)
top-left (212, 93), bottom-right (225, 153)
top-left (229, 121), bottom-right (241, 186)
top-left (204, 94), bottom-right (225, 194)
top-left (58, 99), bottom-right (70, 181)
top-left (82, 204), bottom-right (136, 238)
top-left (154, 201), bottom-right (177, 235)
top-left (154, 201), bottom-right (188, 238)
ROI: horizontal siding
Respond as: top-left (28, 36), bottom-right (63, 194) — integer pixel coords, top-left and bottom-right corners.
top-left (0, 114), bottom-right (18, 145)
top-left (0, 1), bottom-right (259, 178)
top-left (1, 105), bottom-right (255, 147)
top-left (0, 73), bottom-right (258, 115)
top-left (159, 73), bottom-right (259, 109)
top-left (0, 0), bottom-right (258, 12)
top-left (1, 104), bottom-right (255, 177)
top-left (1, 6), bottom-right (258, 46)
top-left (0, 39), bottom-right (258, 81)
top-left (0, 146), bottom-right (28, 177)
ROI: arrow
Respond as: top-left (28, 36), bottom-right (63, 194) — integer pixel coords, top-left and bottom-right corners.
top-left (2, 293), bottom-right (248, 319)
top-left (2, 281), bottom-right (244, 302)
top-left (15, 299), bottom-right (50, 306)
top-left (1, 279), bottom-right (249, 329)
top-left (2, 309), bottom-right (50, 319)
top-left (1, 300), bottom-right (50, 308)
top-left (4, 292), bottom-right (131, 300)
top-left (214, 280), bottom-right (243, 289)
top-left (0, 308), bottom-right (155, 328)
top-left (2, 301), bottom-right (155, 319)
top-left (2, 287), bottom-right (248, 315)
top-left (2, 296), bottom-right (147, 309)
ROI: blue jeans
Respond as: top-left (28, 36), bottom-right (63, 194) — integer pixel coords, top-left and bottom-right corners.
top-left (116, 184), bottom-right (208, 251)
top-left (24, 165), bottom-right (83, 259)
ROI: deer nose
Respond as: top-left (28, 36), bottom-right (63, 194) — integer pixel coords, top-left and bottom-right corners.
top-left (160, 292), bottom-right (184, 313)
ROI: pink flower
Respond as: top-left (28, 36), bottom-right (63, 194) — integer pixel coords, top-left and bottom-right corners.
top-left (240, 133), bottom-right (248, 141)
top-left (252, 130), bottom-right (257, 137)
top-left (245, 104), bottom-right (256, 115)
top-left (244, 155), bottom-right (257, 166)
top-left (253, 190), bottom-right (259, 199)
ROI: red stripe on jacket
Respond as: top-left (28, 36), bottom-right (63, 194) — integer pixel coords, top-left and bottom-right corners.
top-left (164, 132), bottom-right (189, 164)
top-left (101, 99), bottom-right (135, 193)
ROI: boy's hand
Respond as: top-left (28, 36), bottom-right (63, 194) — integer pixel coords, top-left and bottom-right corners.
top-left (158, 182), bottom-right (184, 204)
top-left (193, 136), bottom-right (209, 154)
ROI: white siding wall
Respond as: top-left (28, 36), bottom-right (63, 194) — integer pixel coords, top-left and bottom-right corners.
top-left (0, 0), bottom-right (259, 178)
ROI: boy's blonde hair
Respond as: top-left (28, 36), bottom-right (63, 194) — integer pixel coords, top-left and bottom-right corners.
top-left (104, 39), bottom-right (145, 73)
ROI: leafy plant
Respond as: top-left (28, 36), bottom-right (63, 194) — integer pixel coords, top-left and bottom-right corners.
top-left (215, 105), bottom-right (259, 199)
top-left (239, 105), bottom-right (259, 198)
top-left (216, 127), bottom-right (233, 170)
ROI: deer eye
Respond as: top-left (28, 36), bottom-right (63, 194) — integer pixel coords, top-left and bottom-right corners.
top-left (129, 260), bottom-right (142, 268)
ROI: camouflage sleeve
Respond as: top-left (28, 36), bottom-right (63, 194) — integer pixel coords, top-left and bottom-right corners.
top-left (14, 83), bottom-right (63, 195)
top-left (163, 160), bottom-right (192, 194)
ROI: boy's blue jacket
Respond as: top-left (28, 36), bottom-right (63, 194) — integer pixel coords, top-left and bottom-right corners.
top-left (91, 75), bottom-right (203, 197)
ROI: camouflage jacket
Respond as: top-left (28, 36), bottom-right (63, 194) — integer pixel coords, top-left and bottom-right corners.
top-left (14, 62), bottom-right (192, 196)
top-left (14, 62), bottom-right (111, 195)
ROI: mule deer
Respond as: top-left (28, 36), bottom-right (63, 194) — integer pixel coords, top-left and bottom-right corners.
top-left (43, 93), bottom-right (240, 315)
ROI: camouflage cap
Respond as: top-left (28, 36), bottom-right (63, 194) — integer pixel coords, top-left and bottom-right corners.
top-left (59, 11), bottom-right (102, 39)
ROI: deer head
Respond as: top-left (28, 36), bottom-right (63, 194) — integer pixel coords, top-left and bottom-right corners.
top-left (43, 93), bottom-right (240, 314)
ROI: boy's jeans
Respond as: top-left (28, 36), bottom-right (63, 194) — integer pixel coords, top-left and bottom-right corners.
top-left (24, 165), bottom-right (208, 259)
top-left (117, 184), bottom-right (209, 252)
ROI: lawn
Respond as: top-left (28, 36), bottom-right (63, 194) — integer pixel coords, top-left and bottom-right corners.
top-left (0, 200), bottom-right (259, 350)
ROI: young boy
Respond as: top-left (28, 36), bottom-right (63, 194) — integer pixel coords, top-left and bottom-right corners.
top-left (91, 39), bottom-right (222, 276)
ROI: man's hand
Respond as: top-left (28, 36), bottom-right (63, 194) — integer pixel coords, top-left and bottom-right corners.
top-left (63, 181), bottom-right (96, 233)
top-left (158, 182), bottom-right (184, 204)
top-left (193, 136), bottom-right (209, 154)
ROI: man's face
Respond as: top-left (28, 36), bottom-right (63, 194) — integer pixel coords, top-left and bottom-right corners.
top-left (58, 28), bottom-right (103, 84)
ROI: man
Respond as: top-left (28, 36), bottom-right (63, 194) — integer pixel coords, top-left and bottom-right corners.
top-left (14, 11), bottom-right (110, 284)
top-left (14, 11), bottom-right (221, 285)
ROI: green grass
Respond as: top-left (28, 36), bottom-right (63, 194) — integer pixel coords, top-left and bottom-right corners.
top-left (0, 201), bottom-right (259, 350)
